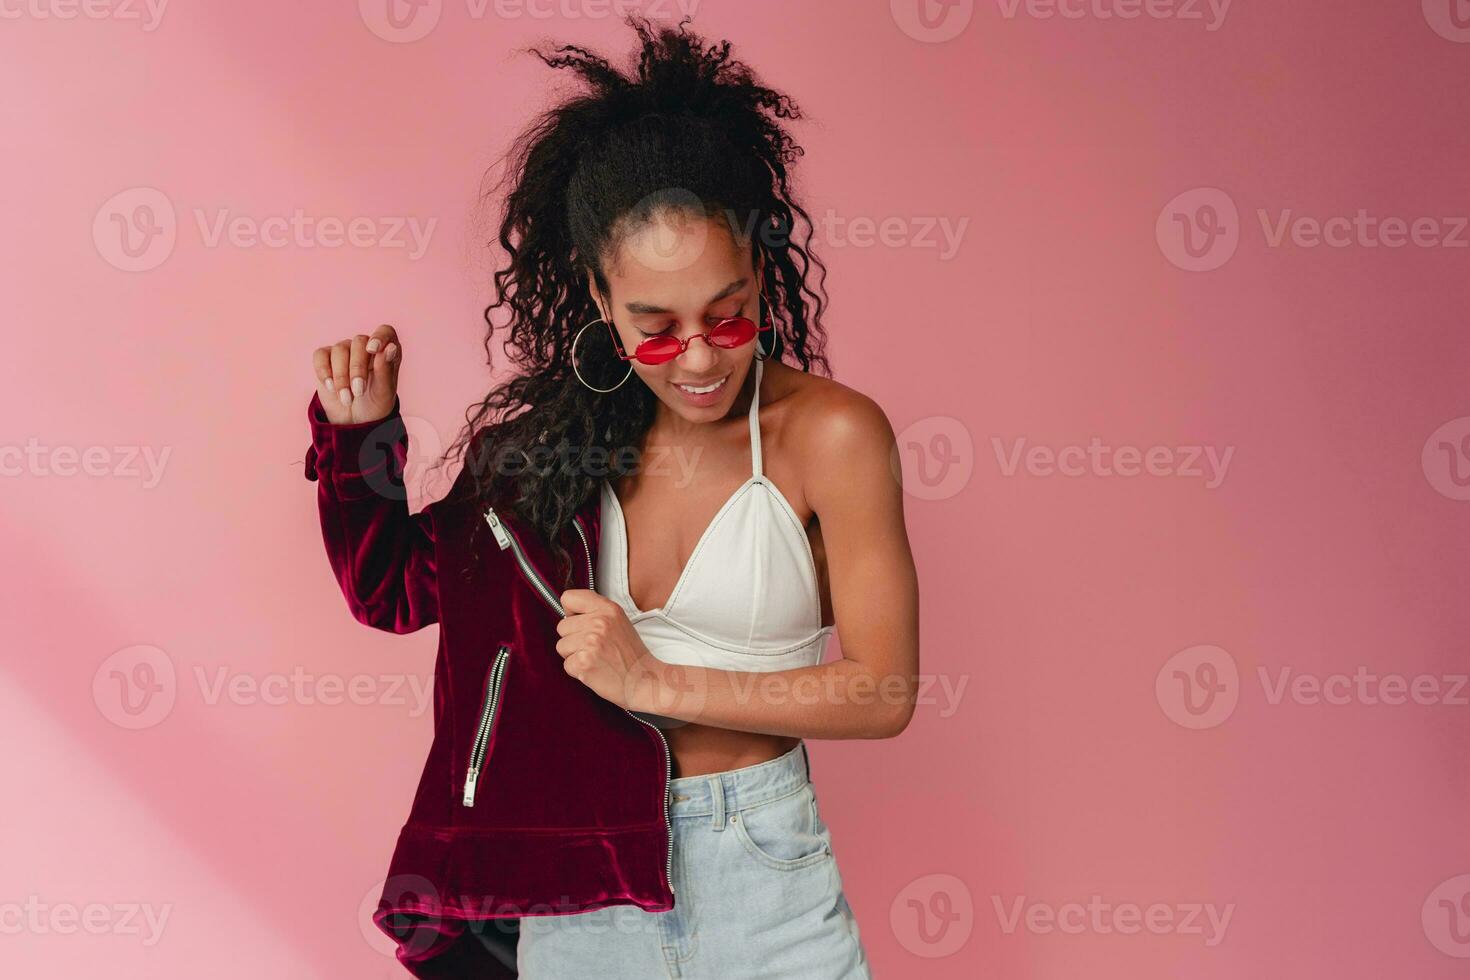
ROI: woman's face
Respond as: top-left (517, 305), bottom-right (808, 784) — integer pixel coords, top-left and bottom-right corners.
top-left (592, 210), bottom-right (763, 424)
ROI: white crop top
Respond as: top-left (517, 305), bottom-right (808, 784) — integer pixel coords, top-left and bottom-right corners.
top-left (597, 357), bottom-right (835, 690)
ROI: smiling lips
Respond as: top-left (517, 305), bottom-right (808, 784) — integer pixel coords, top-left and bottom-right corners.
top-left (673, 374), bottom-right (729, 395)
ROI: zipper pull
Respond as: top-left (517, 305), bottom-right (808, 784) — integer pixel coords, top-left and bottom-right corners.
top-left (463, 767), bottom-right (480, 807)
top-left (484, 508), bottom-right (512, 550)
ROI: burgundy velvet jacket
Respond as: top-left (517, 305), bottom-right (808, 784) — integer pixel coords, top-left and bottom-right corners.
top-left (303, 391), bottom-right (674, 978)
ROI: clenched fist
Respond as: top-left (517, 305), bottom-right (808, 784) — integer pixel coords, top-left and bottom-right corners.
top-left (555, 589), bottom-right (708, 723)
top-left (311, 324), bottom-right (402, 425)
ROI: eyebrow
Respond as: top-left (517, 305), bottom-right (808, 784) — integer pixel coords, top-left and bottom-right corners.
top-left (624, 278), bottom-right (747, 315)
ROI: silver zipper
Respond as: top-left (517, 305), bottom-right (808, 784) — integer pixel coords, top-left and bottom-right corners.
top-left (572, 514), bottom-right (595, 591)
top-left (569, 511), bottom-right (675, 900)
top-left (482, 505), bottom-right (676, 899)
top-left (462, 644), bottom-right (511, 807)
top-left (639, 714), bottom-right (675, 900)
top-left (484, 507), bottom-right (566, 615)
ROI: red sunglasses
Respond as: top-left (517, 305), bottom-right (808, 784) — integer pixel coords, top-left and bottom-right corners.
top-left (607, 315), bottom-right (773, 366)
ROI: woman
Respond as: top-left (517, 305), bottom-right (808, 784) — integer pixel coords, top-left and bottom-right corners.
top-left (310, 16), bottom-right (919, 979)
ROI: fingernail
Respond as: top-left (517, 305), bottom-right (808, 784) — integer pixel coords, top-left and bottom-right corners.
top-left (339, 387), bottom-right (351, 406)
top-left (366, 338), bottom-right (380, 353)
top-left (324, 377), bottom-right (334, 392)
top-left (352, 377), bottom-right (365, 396)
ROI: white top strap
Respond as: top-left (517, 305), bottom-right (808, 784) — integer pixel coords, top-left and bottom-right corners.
top-left (747, 357), bottom-right (764, 478)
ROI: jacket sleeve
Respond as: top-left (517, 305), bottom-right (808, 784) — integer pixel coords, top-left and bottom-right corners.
top-left (303, 390), bottom-right (440, 634)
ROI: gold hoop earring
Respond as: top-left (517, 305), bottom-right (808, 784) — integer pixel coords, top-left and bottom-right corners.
top-left (572, 317), bottom-right (633, 393)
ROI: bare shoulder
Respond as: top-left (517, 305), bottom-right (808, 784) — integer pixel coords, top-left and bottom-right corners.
top-left (763, 360), bottom-right (897, 506)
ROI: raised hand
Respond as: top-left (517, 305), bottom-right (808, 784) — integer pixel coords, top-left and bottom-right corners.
top-left (311, 324), bottom-right (402, 425)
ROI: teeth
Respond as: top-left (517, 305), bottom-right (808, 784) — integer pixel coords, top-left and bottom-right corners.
top-left (675, 375), bottom-right (728, 395)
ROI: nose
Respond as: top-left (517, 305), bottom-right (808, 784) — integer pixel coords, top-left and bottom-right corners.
top-left (674, 327), bottom-right (720, 372)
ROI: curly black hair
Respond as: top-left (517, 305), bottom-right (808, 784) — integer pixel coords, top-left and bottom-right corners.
top-left (432, 13), bottom-right (832, 586)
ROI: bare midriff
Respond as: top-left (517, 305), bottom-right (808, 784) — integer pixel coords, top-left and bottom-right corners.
top-left (666, 726), bottom-right (803, 779)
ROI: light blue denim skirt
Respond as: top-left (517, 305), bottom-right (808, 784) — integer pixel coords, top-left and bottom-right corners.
top-left (517, 741), bottom-right (872, 979)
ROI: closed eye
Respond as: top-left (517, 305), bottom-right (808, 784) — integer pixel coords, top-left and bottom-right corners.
top-left (639, 316), bottom-right (730, 338)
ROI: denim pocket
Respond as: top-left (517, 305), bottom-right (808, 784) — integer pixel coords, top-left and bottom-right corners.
top-left (730, 783), bottom-right (832, 871)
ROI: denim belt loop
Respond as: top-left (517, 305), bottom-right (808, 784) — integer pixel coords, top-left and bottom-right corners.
top-left (800, 739), bottom-right (811, 780)
top-left (710, 774), bottom-right (726, 831)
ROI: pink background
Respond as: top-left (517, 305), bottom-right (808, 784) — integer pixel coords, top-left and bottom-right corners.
top-left (5, 1), bottom-right (1469, 976)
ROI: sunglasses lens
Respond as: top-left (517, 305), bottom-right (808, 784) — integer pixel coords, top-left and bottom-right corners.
top-left (707, 317), bottom-right (755, 349)
top-left (635, 335), bottom-right (681, 364)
